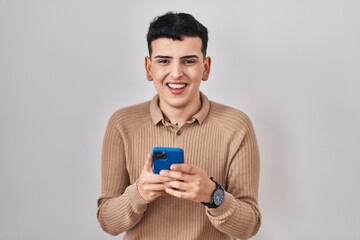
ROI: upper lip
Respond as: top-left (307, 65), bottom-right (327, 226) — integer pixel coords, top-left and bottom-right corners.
top-left (166, 82), bottom-right (188, 85)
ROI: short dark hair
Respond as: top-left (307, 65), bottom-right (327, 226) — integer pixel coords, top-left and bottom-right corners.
top-left (146, 12), bottom-right (208, 57)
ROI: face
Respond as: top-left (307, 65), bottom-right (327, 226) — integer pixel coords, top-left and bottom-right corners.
top-left (145, 37), bottom-right (211, 111)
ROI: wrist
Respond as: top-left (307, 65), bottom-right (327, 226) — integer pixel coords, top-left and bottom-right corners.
top-left (201, 177), bottom-right (225, 208)
top-left (128, 182), bottom-right (150, 209)
top-left (205, 180), bottom-right (216, 202)
top-left (136, 179), bottom-right (152, 203)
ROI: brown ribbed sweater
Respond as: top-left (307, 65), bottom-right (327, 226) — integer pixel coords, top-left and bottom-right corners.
top-left (97, 93), bottom-right (261, 240)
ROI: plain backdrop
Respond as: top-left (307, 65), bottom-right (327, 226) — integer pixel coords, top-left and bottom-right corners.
top-left (1, 1), bottom-right (359, 239)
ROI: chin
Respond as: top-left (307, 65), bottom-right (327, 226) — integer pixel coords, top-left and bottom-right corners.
top-left (164, 98), bottom-right (189, 109)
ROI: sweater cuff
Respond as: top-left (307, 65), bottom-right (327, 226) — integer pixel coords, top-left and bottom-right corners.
top-left (206, 191), bottom-right (234, 217)
top-left (126, 181), bottom-right (150, 212)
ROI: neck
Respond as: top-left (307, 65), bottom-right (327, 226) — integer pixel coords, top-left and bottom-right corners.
top-left (159, 94), bottom-right (202, 127)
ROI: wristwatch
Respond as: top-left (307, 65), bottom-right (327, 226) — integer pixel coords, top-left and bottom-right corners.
top-left (201, 177), bottom-right (225, 208)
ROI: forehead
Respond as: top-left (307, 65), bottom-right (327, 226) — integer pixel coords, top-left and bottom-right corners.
top-left (151, 37), bottom-right (203, 57)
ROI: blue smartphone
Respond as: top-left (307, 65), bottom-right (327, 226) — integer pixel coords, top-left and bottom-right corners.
top-left (152, 147), bottom-right (184, 174)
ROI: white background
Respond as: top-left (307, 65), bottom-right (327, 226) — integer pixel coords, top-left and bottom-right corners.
top-left (1, 1), bottom-right (359, 239)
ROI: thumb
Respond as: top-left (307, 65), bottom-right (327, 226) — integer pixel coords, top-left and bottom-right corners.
top-left (143, 153), bottom-right (153, 172)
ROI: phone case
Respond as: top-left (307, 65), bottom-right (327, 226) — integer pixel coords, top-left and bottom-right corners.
top-left (152, 147), bottom-right (184, 174)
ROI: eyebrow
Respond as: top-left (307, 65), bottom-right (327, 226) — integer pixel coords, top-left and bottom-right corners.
top-left (154, 55), bottom-right (200, 59)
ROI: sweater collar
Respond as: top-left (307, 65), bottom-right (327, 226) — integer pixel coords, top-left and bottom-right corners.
top-left (150, 92), bottom-right (210, 126)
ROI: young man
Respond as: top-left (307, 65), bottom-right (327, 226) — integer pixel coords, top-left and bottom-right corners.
top-left (97, 12), bottom-right (261, 239)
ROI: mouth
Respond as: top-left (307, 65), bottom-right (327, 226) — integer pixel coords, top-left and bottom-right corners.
top-left (167, 83), bottom-right (187, 89)
top-left (166, 82), bottom-right (188, 95)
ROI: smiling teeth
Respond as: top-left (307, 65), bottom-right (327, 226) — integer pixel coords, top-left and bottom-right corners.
top-left (168, 83), bottom-right (186, 89)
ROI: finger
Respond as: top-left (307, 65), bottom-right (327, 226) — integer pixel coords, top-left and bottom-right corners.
top-left (170, 163), bottom-right (199, 174)
top-left (142, 183), bottom-right (169, 192)
top-left (167, 180), bottom-right (188, 191)
top-left (160, 170), bottom-right (190, 182)
top-left (143, 189), bottom-right (167, 201)
top-left (149, 191), bottom-right (167, 199)
top-left (143, 153), bottom-right (153, 172)
top-left (151, 175), bottom-right (175, 184)
top-left (165, 187), bottom-right (191, 200)
top-left (140, 174), bottom-right (175, 185)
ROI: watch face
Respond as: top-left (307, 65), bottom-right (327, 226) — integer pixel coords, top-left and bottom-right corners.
top-left (213, 188), bottom-right (225, 206)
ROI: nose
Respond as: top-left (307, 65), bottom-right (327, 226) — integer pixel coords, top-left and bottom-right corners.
top-left (170, 62), bottom-right (184, 79)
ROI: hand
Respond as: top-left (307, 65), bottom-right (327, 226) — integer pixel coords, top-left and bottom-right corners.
top-left (160, 164), bottom-right (216, 203)
top-left (137, 153), bottom-right (174, 202)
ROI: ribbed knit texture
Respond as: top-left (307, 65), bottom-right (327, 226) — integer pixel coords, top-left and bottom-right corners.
top-left (97, 94), bottom-right (261, 240)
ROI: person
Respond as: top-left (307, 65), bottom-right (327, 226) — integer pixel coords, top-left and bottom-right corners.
top-left (97, 12), bottom-right (261, 240)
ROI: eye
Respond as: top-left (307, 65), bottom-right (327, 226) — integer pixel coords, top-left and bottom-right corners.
top-left (183, 59), bottom-right (196, 65)
top-left (157, 59), bottom-right (170, 64)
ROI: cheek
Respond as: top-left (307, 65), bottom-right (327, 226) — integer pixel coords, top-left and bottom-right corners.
top-left (151, 67), bottom-right (168, 79)
top-left (188, 68), bottom-right (204, 81)
top-left (190, 65), bottom-right (205, 75)
top-left (152, 77), bottom-right (166, 90)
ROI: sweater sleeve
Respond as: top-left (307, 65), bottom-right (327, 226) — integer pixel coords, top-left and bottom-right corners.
top-left (205, 116), bottom-right (261, 239)
top-left (97, 114), bottom-right (149, 236)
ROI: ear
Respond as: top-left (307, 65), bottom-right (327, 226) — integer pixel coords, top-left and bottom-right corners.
top-left (145, 56), bottom-right (153, 81)
top-left (202, 56), bottom-right (211, 81)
